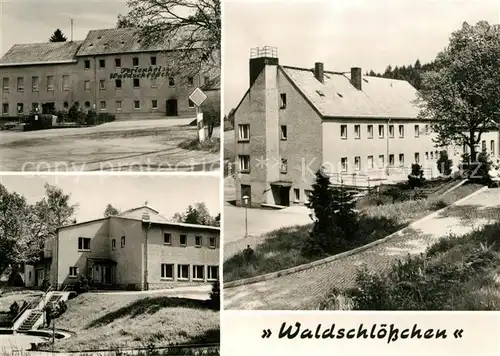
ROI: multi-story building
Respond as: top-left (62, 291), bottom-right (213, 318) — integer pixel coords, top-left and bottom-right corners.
top-left (232, 47), bottom-right (499, 207)
top-left (24, 205), bottom-right (220, 290)
top-left (0, 28), bottom-right (219, 119)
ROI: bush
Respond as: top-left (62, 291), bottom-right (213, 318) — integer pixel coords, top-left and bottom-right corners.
top-left (408, 163), bottom-right (425, 188)
top-left (68, 103), bottom-right (86, 124)
top-left (209, 279), bottom-right (220, 310)
top-left (74, 275), bottom-right (89, 294)
top-left (9, 302), bottom-right (19, 316)
top-left (41, 276), bottom-right (51, 292)
top-left (461, 151), bottom-right (491, 185)
top-left (7, 271), bottom-right (24, 287)
top-left (437, 150), bottom-right (452, 176)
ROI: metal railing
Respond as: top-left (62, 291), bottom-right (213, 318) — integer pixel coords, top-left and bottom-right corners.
top-left (250, 46), bottom-right (278, 59)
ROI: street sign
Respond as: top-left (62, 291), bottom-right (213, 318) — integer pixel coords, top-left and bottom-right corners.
top-left (189, 87), bottom-right (208, 107)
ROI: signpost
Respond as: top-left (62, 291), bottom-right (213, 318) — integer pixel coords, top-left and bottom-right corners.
top-left (189, 87), bottom-right (208, 142)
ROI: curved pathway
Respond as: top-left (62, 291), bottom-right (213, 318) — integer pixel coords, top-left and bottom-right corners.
top-left (224, 188), bottom-right (500, 310)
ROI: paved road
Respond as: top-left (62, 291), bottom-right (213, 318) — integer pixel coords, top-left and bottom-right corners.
top-left (224, 187), bottom-right (500, 310)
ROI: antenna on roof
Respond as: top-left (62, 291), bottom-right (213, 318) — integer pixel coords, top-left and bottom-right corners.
top-left (70, 19), bottom-right (74, 41)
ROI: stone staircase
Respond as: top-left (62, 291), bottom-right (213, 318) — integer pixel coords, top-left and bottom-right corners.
top-left (17, 310), bottom-right (43, 332)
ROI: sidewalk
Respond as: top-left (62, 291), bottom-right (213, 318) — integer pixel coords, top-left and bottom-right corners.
top-left (224, 187), bottom-right (500, 310)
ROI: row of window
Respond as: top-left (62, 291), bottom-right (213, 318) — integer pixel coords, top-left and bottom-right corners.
top-left (2, 74), bottom-right (202, 93)
top-left (68, 264), bottom-right (219, 281)
top-left (83, 56), bottom-right (163, 69)
top-left (341, 124), bottom-right (428, 139)
top-left (2, 98), bottom-right (195, 115)
top-left (238, 124), bottom-right (288, 142)
top-left (161, 264), bottom-right (219, 281)
top-left (78, 234), bottom-right (217, 252)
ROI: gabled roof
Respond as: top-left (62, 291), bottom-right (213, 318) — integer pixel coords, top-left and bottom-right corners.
top-left (281, 66), bottom-right (420, 119)
top-left (0, 41), bottom-right (83, 66)
top-left (117, 205), bottom-right (169, 224)
top-left (76, 28), bottom-right (186, 57)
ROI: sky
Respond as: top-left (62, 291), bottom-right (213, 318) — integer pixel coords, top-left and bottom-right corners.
top-left (0, 174), bottom-right (220, 223)
top-left (0, 0), bottom-right (128, 56)
top-left (224, 0), bottom-right (500, 112)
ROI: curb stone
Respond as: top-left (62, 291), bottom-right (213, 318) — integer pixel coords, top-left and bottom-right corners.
top-left (224, 185), bottom-right (489, 289)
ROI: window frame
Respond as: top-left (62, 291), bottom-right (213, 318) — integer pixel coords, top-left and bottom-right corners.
top-left (161, 263), bottom-right (174, 280)
top-left (239, 155), bottom-right (250, 173)
top-left (238, 124), bottom-right (250, 142)
top-left (180, 234), bottom-right (187, 247)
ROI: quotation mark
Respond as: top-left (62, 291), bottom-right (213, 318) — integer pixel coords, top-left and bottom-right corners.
top-left (453, 329), bottom-right (463, 338)
top-left (262, 329), bottom-right (272, 338)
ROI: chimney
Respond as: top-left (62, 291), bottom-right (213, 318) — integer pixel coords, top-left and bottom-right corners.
top-left (314, 62), bottom-right (324, 83)
top-left (249, 46), bottom-right (279, 87)
top-left (351, 67), bottom-right (362, 90)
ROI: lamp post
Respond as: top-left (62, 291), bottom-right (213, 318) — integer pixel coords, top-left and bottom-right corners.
top-left (242, 195), bottom-right (249, 238)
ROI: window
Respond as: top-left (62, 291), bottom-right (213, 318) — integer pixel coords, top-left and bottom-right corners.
top-left (161, 264), bottom-right (174, 279)
top-left (430, 151), bottom-right (434, 159)
top-left (84, 80), bottom-right (91, 92)
top-left (354, 156), bottom-right (361, 171)
top-left (238, 124), bottom-right (250, 141)
top-left (341, 157), bottom-right (348, 172)
top-left (121, 236), bottom-right (125, 248)
top-left (99, 80), bottom-right (106, 90)
top-left (399, 154), bottom-right (404, 167)
top-left (280, 158), bottom-right (288, 173)
top-left (112, 239), bottom-right (116, 250)
top-left (177, 264), bottom-right (189, 280)
top-left (115, 58), bottom-right (121, 68)
top-left (193, 265), bottom-right (204, 280)
top-left (367, 125), bottom-right (373, 139)
top-left (99, 59), bottom-right (105, 68)
top-left (188, 99), bottom-right (195, 108)
top-left (379, 155), bottom-right (385, 168)
top-left (163, 232), bottom-right (171, 245)
top-left (17, 77), bottom-right (24, 92)
top-left (187, 76), bottom-right (194, 86)
top-left (425, 152), bottom-right (429, 160)
top-left (482, 140), bottom-right (486, 152)
top-left (151, 100), bottom-right (158, 109)
top-left (78, 237), bottom-right (91, 251)
top-left (69, 267), bottom-right (78, 277)
top-left (32, 76), bottom-right (39, 92)
top-left (340, 125), bottom-right (347, 139)
top-left (2, 77), bottom-right (9, 92)
top-left (133, 57), bottom-right (139, 67)
top-left (491, 140), bottom-right (495, 156)
top-left (294, 188), bottom-right (300, 202)
top-left (209, 237), bottom-right (216, 248)
top-left (133, 78), bottom-right (140, 88)
top-left (100, 101), bottom-right (106, 111)
top-left (63, 101), bottom-right (69, 109)
top-left (207, 266), bottom-right (218, 281)
top-left (425, 125), bottom-right (429, 134)
top-left (239, 155), bottom-right (250, 172)
top-left (354, 125), bottom-right (361, 139)
top-left (168, 76), bottom-right (175, 86)
top-left (84, 60), bottom-right (90, 69)
top-left (62, 75), bottom-right (69, 91)
top-left (378, 125), bottom-right (384, 138)
top-left (398, 125), bottom-right (404, 138)
top-left (180, 234), bottom-right (187, 246)
top-left (47, 76), bottom-right (54, 91)
top-left (389, 125), bottom-right (394, 138)
top-left (367, 155), bottom-right (374, 169)
top-left (281, 125), bottom-right (287, 140)
top-left (279, 93), bottom-right (287, 109)
top-left (115, 79), bottom-right (122, 89)
top-left (150, 56), bottom-right (157, 66)
top-left (2, 103), bottom-right (8, 115)
top-left (414, 125), bottom-right (419, 138)
top-left (414, 152), bottom-right (420, 164)
top-left (17, 103), bottom-right (23, 114)
top-left (151, 78), bottom-right (157, 88)
top-left (134, 100), bottom-right (140, 110)
top-left (115, 101), bottom-right (122, 111)
top-left (195, 236), bottom-right (202, 247)
top-left (389, 154), bottom-right (395, 167)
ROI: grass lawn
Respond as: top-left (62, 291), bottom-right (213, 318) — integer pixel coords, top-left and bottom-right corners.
top-left (46, 293), bottom-right (219, 352)
top-left (223, 182), bottom-right (484, 282)
top-left (0, 291), bottom-right (42, 311)
top-left (178, 137), bottom-right (220, 153)
top-left (320, 222), bottom-right (500, 310)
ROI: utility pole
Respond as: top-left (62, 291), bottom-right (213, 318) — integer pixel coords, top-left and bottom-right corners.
top-left (70, 19), bottom-right (73, 41)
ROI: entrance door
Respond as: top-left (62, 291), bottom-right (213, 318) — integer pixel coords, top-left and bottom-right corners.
top-left (241, 184), bottom-right (251, 206)
top-left (101, 266), bottom-right (112, 285)
top-left (41, 102), bottom-right (55, 114)
top-left (36, 269), bottom-right (44, 287)
top-left (280, 187), bottom-right (290, 206)
top-left (166, 99), bottom-right (178, 116)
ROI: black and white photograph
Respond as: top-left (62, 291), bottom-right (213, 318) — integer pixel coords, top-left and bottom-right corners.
top-left (223, 0), bottom-right (500, 311)
top-left (0, 174), bottom-right (220, 354)
top-left (0, 0), bottom-right (221, 172)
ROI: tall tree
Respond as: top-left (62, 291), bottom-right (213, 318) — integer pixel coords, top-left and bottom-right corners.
top-left (172, 202), bottom-right (219, 226)
top-left (49, 29), bottom-right (67, 42)
top-left (416, 21), bottom-right (500, 162)
top-left (116, 14), bottom-right (135, 28)
top-left (104, 204), bottom-right (120, 217)
top-left (123, 0), bottom-right (221, 83)
top-left (201, 95), bottom-right (220, 139)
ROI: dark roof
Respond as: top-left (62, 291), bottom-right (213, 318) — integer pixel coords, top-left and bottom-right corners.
top-left (76, 28), bottom-right (183, 56)
top-left (0, 41), bottom-right (83, 66)
top-left (281, 66), bottom-right (420, 119)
